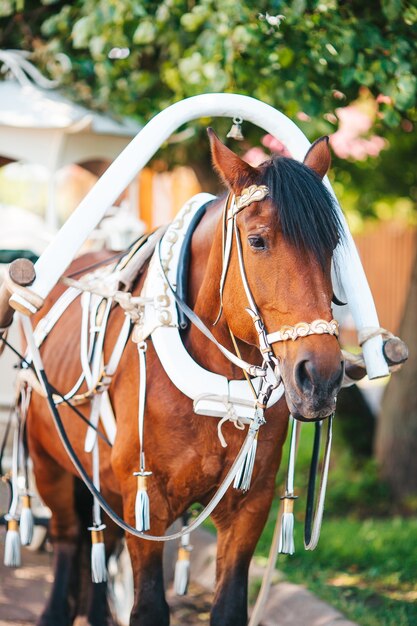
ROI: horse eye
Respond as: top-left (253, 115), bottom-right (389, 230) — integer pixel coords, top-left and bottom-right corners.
top-left (248, 235), bottom-right (266, 250)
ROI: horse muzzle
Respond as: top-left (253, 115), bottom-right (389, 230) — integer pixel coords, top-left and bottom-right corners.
top-left (281, 349), bottom-right (345, 421)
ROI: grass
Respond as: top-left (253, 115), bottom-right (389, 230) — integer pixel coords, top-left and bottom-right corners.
top-left (255, 515), bottom-right (417, 626)
top-left (251, 419), bottom-right (417, 626)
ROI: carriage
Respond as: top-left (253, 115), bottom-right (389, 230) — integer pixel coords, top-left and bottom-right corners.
top-left (0, 94), bottom-right (407, 626)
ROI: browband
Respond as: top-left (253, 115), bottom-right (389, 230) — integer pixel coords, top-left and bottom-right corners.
top-left (227, 185), bottom-right (270, 219)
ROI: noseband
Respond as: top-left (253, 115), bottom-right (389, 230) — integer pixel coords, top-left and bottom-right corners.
top-left (216, 187), bottom-right (339, 367)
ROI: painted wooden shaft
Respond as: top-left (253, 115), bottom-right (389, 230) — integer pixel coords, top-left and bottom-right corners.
top-left (383, 337), bottom-right (408, 366)
top-left (345, 337), bottom-right (409, 381)
top-left (0, 258), bottom-right (36, 330)
top-left (8, 94), bottom-right (387, 377)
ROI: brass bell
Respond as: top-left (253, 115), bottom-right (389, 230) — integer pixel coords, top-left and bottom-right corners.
top-left (226, 116), bottom-right (244, 141)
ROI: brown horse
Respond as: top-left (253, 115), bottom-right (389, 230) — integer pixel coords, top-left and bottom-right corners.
top-left (26, 131), bottom-right (344, 626)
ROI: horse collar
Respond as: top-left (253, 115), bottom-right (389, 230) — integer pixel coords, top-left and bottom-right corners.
top-left (138, 193), bottom-right (284, 422)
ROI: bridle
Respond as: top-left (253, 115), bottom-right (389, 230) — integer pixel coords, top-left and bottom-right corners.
top-left (216, 186), bottom-right (339, 378)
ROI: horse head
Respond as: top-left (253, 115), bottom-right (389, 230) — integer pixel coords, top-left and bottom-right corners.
top-left (208, 129), bottom-right (344, 421)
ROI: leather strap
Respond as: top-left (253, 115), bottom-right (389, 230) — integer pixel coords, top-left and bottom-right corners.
top-left (176, 200), bottom-right (211, 330)
top-left (304, 414), bottom-right (333, 550)
top-left (158, 242), bottom-right (266, 378)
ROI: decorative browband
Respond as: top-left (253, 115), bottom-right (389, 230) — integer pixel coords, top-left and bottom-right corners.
top-left (267, 319), bottom-right (339, 344)
top-left (229, 184), bottom-right (270, 218)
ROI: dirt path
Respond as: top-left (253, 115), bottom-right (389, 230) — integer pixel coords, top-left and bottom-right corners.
top-left (0, 535), bottom-right (358, 626)
top-left (0, 546), bottom-right (213, 626)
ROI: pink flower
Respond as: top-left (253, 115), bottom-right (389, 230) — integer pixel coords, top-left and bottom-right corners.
top-left (261, 135), bottom-right (292, 157)
top-left (243, 147), bottom-right (270, 166)
top-left (329, 103), bottom-right (386, 160)
top-left (376, 94), bottom-right (393, 105)
top-left (296, 111), bottom-right (311, 122)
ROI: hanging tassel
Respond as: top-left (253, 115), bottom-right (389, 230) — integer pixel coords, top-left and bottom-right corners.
top-left (134, 471), bottom-right (152, 532)
top-left (89, 524), bottom-right (107, 583)
top-left (226, 116), bottom-right (244, 141)
top-left (279, 495), bottom-right (297, 555)
top-left (19, 494), bottom-right (34, 546)
top-left (174, 541), bottom-right (192, 596)
top-left (233, 432), bottom-right (258, 492)
top-left (4, 516), bottom-right (21, 567)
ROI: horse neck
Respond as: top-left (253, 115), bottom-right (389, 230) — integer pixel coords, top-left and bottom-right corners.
top-left (184, 196), bottom-right (260, 378)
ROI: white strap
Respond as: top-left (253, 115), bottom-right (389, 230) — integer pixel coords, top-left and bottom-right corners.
top-left (84, 394), bottom-right (103, 453)
top-left (92, 440), bottom-right (102, 527)
top-left (8, 425), bottom-right (19, 518)
top-left (217, 198), bottom-right (234, 318)
top-left (234, 217), bottom-right (259, 314)
top-left (106, 315), bottom-right (131, 376)
top-left (286, 416), bottom-right (299, 494)
top-left (137, 342), bottom-right (147, 471)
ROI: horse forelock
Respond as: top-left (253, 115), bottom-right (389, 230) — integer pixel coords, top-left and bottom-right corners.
top-left (258, 156), bottom-right (343, 268)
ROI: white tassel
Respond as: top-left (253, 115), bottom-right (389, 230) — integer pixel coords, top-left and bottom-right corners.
top-left (4, 517), bottom-right (21, 567)
top-left (19, 495), bottom-right (34, 546)
top-left (134, 472), bottom-right (151, 532)
top-left (233, 434), bottom-right (258, 492)
top-left (174, 546), bottom-right (191, 596)
top-left (90, 525), bottom-right (107, 583)
top-left (279, 497), bottom-right (296, 555)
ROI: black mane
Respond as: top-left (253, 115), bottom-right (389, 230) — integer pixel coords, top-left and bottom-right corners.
top-left (260, 156), bottom-right (343, 268)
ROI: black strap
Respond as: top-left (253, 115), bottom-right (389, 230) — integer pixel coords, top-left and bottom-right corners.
top-left (304, 420), bottom-right (322, 545)
top-left (176, 200), bottom-right (212, 330)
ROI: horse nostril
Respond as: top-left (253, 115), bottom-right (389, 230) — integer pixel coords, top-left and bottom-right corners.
top-left (294, 359), bottom-right (314, 393)
top-left (294, 358), bottom-right (344, 395)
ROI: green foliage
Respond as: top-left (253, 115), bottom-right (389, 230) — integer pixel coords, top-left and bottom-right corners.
top-left (1, 1), bottom-right (416, 221)
top-left (1, 1), bottom-right (416, 127)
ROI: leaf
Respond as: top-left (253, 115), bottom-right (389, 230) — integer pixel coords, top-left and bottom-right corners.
top-left (279, 47), bottom-right (295, 68)
top-left (72, 16), bottom-right (92, 49)
top-left (394, 73), bottom-right (417, 110)
top-left (133, 21), bottom-right (156, 45)
top-left (181, 7), bottom-right (209, 32)
top-left (381, 107), bottom-right (401, 128)
top-left (341, 67), bottom-right (355, 87)
top-left (381, 0), bottom-right (402, 20)
top-left (291, 0), bottom-right (306, 17)
top-left (89, 36), bottom-right (106, 59)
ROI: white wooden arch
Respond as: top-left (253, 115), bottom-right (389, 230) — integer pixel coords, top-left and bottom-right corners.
top-left (9, 92), bottom-right (387, 378)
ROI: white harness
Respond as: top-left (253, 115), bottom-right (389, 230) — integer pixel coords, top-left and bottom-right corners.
top-left (136, 193), bottom-right (284, 423)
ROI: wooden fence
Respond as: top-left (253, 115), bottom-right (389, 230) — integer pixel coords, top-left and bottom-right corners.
top-left (355, 221), bottom-right (416, 334)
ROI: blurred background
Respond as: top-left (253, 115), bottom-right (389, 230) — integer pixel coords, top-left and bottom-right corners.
top-left (0, 2), bottom-right (416, 625)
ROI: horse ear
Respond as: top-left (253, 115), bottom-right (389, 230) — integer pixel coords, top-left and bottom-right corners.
top-left (207, 127), bottom-right (257, 190)
top-left (303, 136), bottom-right (331, 179)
